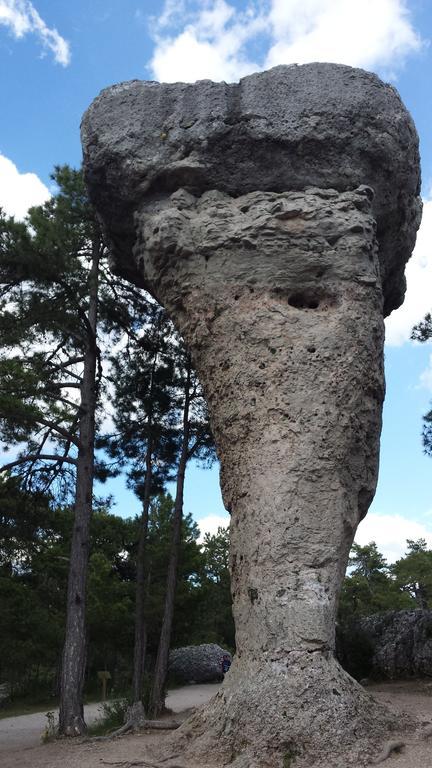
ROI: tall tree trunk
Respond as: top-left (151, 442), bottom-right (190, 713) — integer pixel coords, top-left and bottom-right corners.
top-left (130, 316), bottom-right (163, 712)
top-left (131, 438), bottom-right (153, 704)
top-left (59, 238), bottom-right (100, 736)
top-left (149, 357), bottom-right (191, 718)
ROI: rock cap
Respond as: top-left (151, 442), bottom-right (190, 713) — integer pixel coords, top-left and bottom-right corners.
top-left (81, 63), bottom-right (421, 315)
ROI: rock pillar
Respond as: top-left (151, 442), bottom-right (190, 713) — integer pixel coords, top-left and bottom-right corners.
top-left (81, 64), bottom-right (421, 767)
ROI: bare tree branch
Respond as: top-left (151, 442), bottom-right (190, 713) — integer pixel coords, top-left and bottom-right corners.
top-left (58, 382), bottom-right (82, 389)
top-left (48, 356), bottom-right (85, 373)
top-left (34, 417), bottom-right (80, 447)
top-left (1, 454), bottom-right (78, 472)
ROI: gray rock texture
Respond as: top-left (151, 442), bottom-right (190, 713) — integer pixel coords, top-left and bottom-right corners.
top-left (81, 64), bottom-right (421, 767)
top-left (359, 610), bottom-right (432, 679)
top-left (82, 63), bottom-right (421, 316)
top-left (168, 644), bottom-right (231, 683)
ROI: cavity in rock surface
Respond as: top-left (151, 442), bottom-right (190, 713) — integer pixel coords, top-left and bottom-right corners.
top-left (81, 64), bottom-right (422, 767)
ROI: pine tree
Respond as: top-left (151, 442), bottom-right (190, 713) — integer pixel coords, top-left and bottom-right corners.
top-left (149, 347), bottom-right (215, 717)
top-left (100, 306), bottom-right (180, 714)
top-left (0, 166), bottom-right (151, 734)
top-left (392, 538), bottom-right (432, 609)
top-left (104, 316), bottom-right (215, 719)
top-left (339, 541), bottom-right (413, 618)
top-left (195, 526), bottom-right (234, 648)
top-left (0, 168), bottom-right (102, 733)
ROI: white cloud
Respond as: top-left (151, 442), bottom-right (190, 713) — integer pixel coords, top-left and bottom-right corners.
top-left (196, 510), bottom-right (430, 563)
top-left (265, 0), bottom-right (421, 72)
top-left (149, 0), bottom-right (422, 83)
top-left (156, 0), bottom-right (187, 29)
top-left (197, 512), bottom-right (229, 542)
top-left (0, 0), bottom-right (70, 65)
top-left (0, 154), bottom-right (50, 220)
top-left (150, 0), bottom-right (264, 83)
top-left (385, 199), bottom-right (432, 347)
top-left (355, 512), bottom-right (432, 563)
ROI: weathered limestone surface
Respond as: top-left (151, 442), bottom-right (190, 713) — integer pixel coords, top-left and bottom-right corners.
top-left (82, 65), bottom-right (421, 767)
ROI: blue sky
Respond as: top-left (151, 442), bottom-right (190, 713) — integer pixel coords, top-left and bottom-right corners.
top-left (1, 0), bottom-right (432, 561)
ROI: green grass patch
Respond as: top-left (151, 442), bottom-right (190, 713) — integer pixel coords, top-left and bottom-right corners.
top-left (86, 699), bottom-right (129, 736)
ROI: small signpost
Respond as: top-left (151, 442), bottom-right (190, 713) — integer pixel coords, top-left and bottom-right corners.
top-left (97, 670), bottom-right (111, 701)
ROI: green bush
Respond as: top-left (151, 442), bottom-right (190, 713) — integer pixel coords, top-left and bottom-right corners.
top-left (87, 698), bottom-right (128, 736)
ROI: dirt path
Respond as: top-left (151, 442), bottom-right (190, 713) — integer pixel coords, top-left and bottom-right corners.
top-left (365, 680), bottom-right (432, 767)
top-left (0, 683), bottom-right (220, 754)
top-left (0, 680), bottom-right (431, 767)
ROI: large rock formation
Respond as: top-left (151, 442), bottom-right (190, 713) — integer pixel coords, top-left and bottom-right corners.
top-left (169, 644), bottom-right (231, 684)
top-left (359, 610), bottom-right (432, 679)
top-left (82, 64), bottom-right (421, 767)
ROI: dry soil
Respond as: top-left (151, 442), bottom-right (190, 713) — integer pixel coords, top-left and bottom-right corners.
top-left (0, 680), bottom-right (431, 768)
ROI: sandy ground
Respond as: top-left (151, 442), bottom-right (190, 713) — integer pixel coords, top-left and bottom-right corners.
top-left (0, 683), bottom-right (220, 755)
top-left (0, 680), bottom-right (431, 767)
top-left (364, 680), bottom-right (432, 767)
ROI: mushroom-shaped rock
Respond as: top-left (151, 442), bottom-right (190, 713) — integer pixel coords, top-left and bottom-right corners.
top-left (82, 64), bottom-right (421, 768)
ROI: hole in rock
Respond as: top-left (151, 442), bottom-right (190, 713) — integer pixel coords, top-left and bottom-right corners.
top-left (148, 166), bottom-right (206, 195)
top-left (288, 293), bottom-right (320, 310)
top-left (248, 587), bottom-right (259, 604)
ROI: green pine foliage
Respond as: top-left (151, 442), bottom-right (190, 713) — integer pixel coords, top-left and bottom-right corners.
top-left (339, 542), bottom-right (414, 620)
top-left (0, 488), bottom-right (206, 702)
top-left (2, 476), bottom-right (432, 704)
top-left (391, 538), bottom-right (432, 609)
top-left (99, 305), bottom-right (179, 496)
top-left (192, 526), bottom-right (235, 649)
top-left (0, 165), bottom-right (152, 495)
top-left (0, 167), bottom-right (97, 495)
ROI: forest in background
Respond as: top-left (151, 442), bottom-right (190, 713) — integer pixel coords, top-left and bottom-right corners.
top-left (0, 483), bottom-right (232, 704)
top-left (2, 477), bottom-right (432, 707)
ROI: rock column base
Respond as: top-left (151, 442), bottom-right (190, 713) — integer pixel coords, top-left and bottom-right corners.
top-left (166, 656), bottom-right (410, 767)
